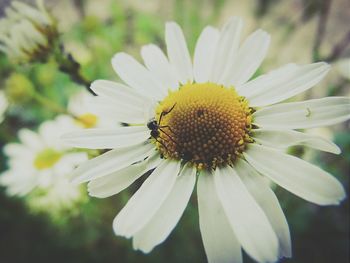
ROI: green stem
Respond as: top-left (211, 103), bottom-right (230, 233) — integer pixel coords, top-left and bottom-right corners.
top-left (54, 44), bottom-right (95, 95)
top-left (32, 90), bottom-right (70, 115)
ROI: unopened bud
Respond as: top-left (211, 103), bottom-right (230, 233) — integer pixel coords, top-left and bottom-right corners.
top-left (5, 73), bottom-right (34, 104)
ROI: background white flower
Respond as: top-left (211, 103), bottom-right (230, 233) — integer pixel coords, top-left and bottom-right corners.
top-left (68, 90), bottom-right (120, 128)
top-left (0, 115), bottom-right (88, 212)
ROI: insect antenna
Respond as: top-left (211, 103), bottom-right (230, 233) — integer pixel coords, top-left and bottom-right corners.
top-left (159, 125), bottom-right (178, 136)
top-left (159, 128), bottom-right (177, 144)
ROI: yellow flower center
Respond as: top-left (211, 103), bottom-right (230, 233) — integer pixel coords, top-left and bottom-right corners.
top-left (75, 113), bottom-right (98, 128)
top-left (34, 148), bottom-right (62, 170)
top-left (152, 82), bottom-right (253, 169)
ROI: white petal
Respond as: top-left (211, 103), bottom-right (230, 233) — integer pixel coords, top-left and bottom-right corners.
top-left (18, 129), bottom-right (43, 151)
top-left (88, 153), bottom-right (162, 198)
top-left (252, 129), bottom-right (341, 154)
top-left (90, 80), bottom-right (151, 109)
top-left (12, 2), bottom-right (50, 25)
top-left (237, 64), bottom-right (296, 93)
top-left (56, 152), bottom-right (88, 170)
top-left (193, 26), bottom-right (220, 83)
top-left (0, 170), bottom-right (37, 196)
top-left (221, 29), bottom-right (270, 86)
top-left (253, 97), bottom-right (350, 129)
top-left (244, 144), bottom-right (346, 205)
top-left (4, 143), bottom-right (32, 158)
top-left (61, 126), bottom-right (150, 149)
top-left (141, 44), bottom-right (179, 91)
top-left (88, 96), bottom-right (146, 124)
top-left (112, 52), bottom-right (165, 99)
top-left (214, 166), bottom-right (279, 263)
top-left (165, 22), bottom-right (193, 84)
top-left (132, 164), bottom-right (196, 253)
top-left (71, 142), bottom-right (154, 184)
top-left (210, 17), bottom-right (243, 83)
top-left (88, 163), bottom-right (146, 198)
top-left (197, 170), bottom-right (242, 263)
top-left (240, 62), bottom-right (330, 107)
top-left (113, 160), bottom-right (181, 238)
top-left (236, 159), bottom-right (291, 258)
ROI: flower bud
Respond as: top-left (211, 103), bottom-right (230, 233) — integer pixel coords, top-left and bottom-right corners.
top-left (5, 73), bottom-right (34, 104)
top-left (0, 0), bottom-right (58, 64)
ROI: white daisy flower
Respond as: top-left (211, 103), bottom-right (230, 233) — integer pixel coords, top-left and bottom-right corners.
top-left (62, 17), bottom-right (349, 263)
top-left (0, 115), bottom-right (88, 212)
top-left (68, 90), bottom-right (120, 128)
top-left (0, 0), bottom-right (57, 63)
top-left (0, 91), bottom-right (8, 123)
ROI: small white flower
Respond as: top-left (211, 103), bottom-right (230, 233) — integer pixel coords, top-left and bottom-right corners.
top-left (0, 91), bottom-right (8, 123)
top-left (0, 0), bottom-right (57, 63)
top-left (63, 18), bottom-right (349, 263)
top-left (68, 90), bottom-right (120, 128)
top-left (0, 115), bottom-right (88, 212)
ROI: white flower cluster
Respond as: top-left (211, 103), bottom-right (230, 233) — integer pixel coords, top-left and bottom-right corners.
top-left (0, 0), bottom-right (57, 63)
top-left (0, 91), bottom-right (114, 214)
top-left (0, 115), bottom-right (88, 210)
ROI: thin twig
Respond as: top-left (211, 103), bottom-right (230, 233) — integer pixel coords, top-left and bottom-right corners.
top-left (324, 30), bottom-right (350, 62)
top-left (312, 0), bottom-right (332, 61)
top-left (32, 91), bottom-right (70, 115)
top-left (56, 44), bottom-right (95, 95)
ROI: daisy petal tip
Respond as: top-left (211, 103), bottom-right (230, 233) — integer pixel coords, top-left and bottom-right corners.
top-left (204, 25), bottom-right (218, 32)
top-left (223, 16), bottom-right (244, 31)
top-left (321, 62), bottom-right (331, 72)
top-left (112, 220), bottom-right (132, 239)
top-left (332, 145), bottom-right (342, 155)
top-left (256, 28), bottom-right (270, 37)
top-left (86, 188), bottom-right (100, 198)
top-left (313, 61), bottom-right (331, 75)
top-left (165, 21), bottom-right (179, 29)
top-left (69, 168), bottom-right (90, 185)
top-left (112, 223), bottom-right (123, 237)
top-left (140, 44), bottom-right (152, 53)
top-left (324, 186), bottom-right (346, 206)
top-left (318, 61), bottom-right (331, 68)
top-left (279, 243), bottom-right (292, 259)
top-left (70, 176), bottom-right (85, 185)
top-left (112, 215), bottom-right (124, 235)
top-left (132, 241), bottom-right (152, 254)
top-left (111, 52), bottom-right (127, 66)
top-left (90, 79), bottom-right (104, 93)
top-left (336, 191), bottom-right (347, 204)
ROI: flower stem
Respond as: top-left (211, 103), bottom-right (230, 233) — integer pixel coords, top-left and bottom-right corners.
top-left (54, 44), bottom-right (96, 95)
top-left (31, 90), bottom-right (70, 115)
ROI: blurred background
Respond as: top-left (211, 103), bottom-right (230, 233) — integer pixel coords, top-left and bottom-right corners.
top-left (0, 0), bottom-right (349, 262)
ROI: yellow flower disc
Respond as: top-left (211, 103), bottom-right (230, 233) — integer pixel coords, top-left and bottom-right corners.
top-left (34, 148), bottom-right (62, 170)
top-left (76, 113), bottom-right (98, 128)
top-left (153, 82), bottom-right (253, 169)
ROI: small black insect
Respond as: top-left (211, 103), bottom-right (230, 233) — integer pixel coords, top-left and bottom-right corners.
top-left (147, 103), bottom-right (177, 148)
